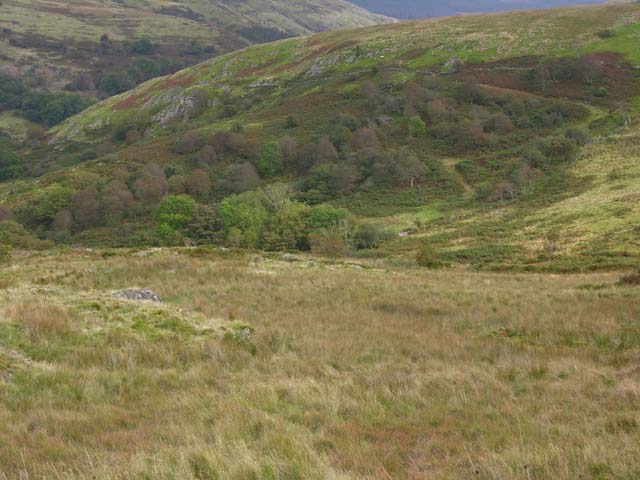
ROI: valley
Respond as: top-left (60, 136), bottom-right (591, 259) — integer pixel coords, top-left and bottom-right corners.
top-left (0, 2), bottom-right (639, 478)
top-left (1, 2), bottom-right (637, 270)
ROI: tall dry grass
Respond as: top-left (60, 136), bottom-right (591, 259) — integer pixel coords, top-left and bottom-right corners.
top-left (0, 249), bottom-right (638, 479)
top-left (7, 300), bottom-right (75, 340)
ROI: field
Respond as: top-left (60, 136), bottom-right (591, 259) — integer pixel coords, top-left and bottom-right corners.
top-left (1, 249), bottom-right (639, 478)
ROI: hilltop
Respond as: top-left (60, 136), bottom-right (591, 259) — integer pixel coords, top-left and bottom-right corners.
top-left (1, 2), bottom-right (639, 270)
top-left (0, 0), bottom-right (391, 134)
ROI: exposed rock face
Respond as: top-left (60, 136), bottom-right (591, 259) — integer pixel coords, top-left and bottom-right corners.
top-left (113, 289), bottom-right (162, 302)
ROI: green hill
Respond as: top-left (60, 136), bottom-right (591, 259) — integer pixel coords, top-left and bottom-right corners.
top-left (1, 2), bottom-right (640, 270)
top-left (0, 0), bottom-right (391, 133)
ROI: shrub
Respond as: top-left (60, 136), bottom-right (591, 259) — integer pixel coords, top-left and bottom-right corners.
top-left (256, 141), bottom-right (284, 177)
top-left (185, 169), bottom-right (211, 200)
top-left (99, 70), bottom-right (136, 95)
top-left (262, 200), bottom-right (308, 251)
top-left (416, 240), bottom-right (440, 268)
top-left (156, 195), bottom-right (196, 231)
top-left (353, 223), bottom-right (393, 249)
top-left (565, 127), bottom-right (590, 146)
top-left (219, 192), bottom-right (268, 247)
top-left (156, 223), bottom-right (186, 246)
top-left (130, 38), bottom-right (155, 55)
top-left (133, 164), bottom-right (167, 204)
top-left (305, 205), bottom-right (350, 233)
top-left (456, 119), bottom-right (486, 148)
top-left (0, 244), bottom-right (9, 262)
top-left (0, 137), bottom-right (21, 180)
top-left (597, 29), bottom-right (616, 39)
top-left (544, 230), bottom-right (560, 261)
top-left (0, 220), bottom-right (50, 249)
top-left (520, 145), bottom-right (546, 169)
top-left (186, 204), bottom-right (220, 244)
top-left (395, 149), bottom-right (426, 188)
top-left (155, 194), bottom-right (197, 246)
top-left (349, 127), bottom-right (381, 152)
top-left (286, 115), bottom-right (298, 129)
top-left (594, 87), bottom-right (609, 98)
top-left (408, 115), bottom-right (427, 138)
top-left (618, 270), bottom-right (640, 286)
top-left (176, 131), bottom-right (203, 154)
top-left (193, 145), bottom-right (217, 166)
top-left (218, 162), bottom-right (260, 194)
top-left (484, 113), bottom-right (514, 134)
top-left (309, 226), bottom-right (348, 258)
top-left (538, 136), bottom-right (578, 164)
top-left (16, 184), bottom-right (75, 225)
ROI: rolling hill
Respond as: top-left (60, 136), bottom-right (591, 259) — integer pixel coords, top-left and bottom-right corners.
top-left (1, 2), bottom-right (640, 271)
top-left (0, 0), bottom-right (391, 134)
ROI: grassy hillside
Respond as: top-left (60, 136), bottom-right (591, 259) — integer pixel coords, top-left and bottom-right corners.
top-left (0, 0), bottom-right (390, 133)
top-left (0, 249), bottom-right (639, 478)
top-left (1, 2), bottom-right (640, 270)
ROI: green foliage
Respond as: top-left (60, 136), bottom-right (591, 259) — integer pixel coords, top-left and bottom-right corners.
top-left (286, 115), bottom-right (299, 129)
top-left (98, 71), bottom-right (137, 96)
top-left (239, 26), bottom-right (291, 44)
top-left (594, 86), bottom-right (609, 98)
top-left (256, 142), bottom-right (284, 177)
top-left (416, 240), bottom-right (440, 268)
top-left (155, 195), bottom-right (196, 245)
top-left (537, 136), bottom-right (578, 165)
top-left (219, 192), bottom-right (269, 247)
top-left (0, 137), bottom-right (21, 180)
top-left (156, 195), bottom-right (196, 230)
top-left (353, 222), bottom-right (393, 249)
top-left (16, 184), bottom-right (75, 225)
top-left (304, 205), bottom-right (350, 233)
top-left (186, 204), bottom-right (221, 245)
top-left (0, 221), bottom-right (50, 249)
top-left (597, 29), bottom-right (616, 39)
top-left (0, 244), bottom-right (10, 263)
top-left (130, 38), bottom-right (155, 55)
top-left (408, 115), bottom-right (427, 137)
top-left (0, 74), bottom-right (93, 127)
top-left (22, 92), bottom-right (93, 127)
top-left (262, 200), bottom-right (308, 251)
top-left (216, 190), bottom-right (351, 251)
top-left (0, 74), bottom-right (26, 110)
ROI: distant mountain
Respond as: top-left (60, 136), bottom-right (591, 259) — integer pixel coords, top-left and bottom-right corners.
top-left (349, 0), bottom-right (606, 19)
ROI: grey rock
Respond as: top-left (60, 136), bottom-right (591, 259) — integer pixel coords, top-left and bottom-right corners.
top-left (113, 289), bottom-right (162, 303)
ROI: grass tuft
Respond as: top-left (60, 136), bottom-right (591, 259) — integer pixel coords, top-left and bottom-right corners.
top-left (8, 300), bottom-right (75, 340)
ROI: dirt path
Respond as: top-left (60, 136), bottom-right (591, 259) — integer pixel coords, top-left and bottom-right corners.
top-left (441, 157), bottom-right (476, 199)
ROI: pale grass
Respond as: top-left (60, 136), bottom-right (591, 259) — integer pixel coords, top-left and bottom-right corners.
top-left (7, 300), bottom-right (75, 340)
top-left (0, 249), bottom-right (638, 478)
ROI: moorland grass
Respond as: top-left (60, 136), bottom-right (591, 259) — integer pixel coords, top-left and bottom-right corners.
top-left (0, 249), bottom-right (638, 478)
